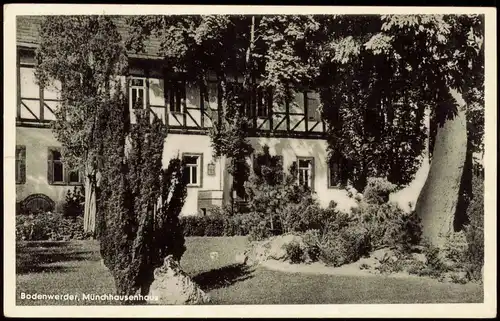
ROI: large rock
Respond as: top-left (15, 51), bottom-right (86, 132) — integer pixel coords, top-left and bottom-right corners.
top-left (147, 255), bottom-right (210, 305)
top-left (244, 234), bottom-right (307, 266)
top-left (371, 248), bottom-right (398, 263)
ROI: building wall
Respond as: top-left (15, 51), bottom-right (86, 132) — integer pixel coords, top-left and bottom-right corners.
top-left (249, 137), bottom-right (357, 213)
top-left (16, 126), bottom-right (75, 210)
top-left (160, 133), bottom-right (359, 216)
top-left (162, 133), bottom-right (224, 216)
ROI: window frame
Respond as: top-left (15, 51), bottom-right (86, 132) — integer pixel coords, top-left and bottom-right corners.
top-left (327, 158), bottom-right (341, 189)
top-left (182, 153), bottom-right (203, 188)
top-left (68, 169), bottom-right (82, 185)
top-left (169, 79), bottom-right (187, 114)
top-left (305, 91), bottom-right (321, 122)
top-left (50, 148), bottom-right (65, 185)
top-left (47, 147), bottom-right (83, 186)
top-left (296, 156), bottom-right (315, 190)
top-left (15, 145), bottom-right (26, 184)
top-left (129, 77), bottom-right (147, 111)
top-left (256, 87), bottom-right (270, 119)
top-left (18, 62), bottom-right (62, 123)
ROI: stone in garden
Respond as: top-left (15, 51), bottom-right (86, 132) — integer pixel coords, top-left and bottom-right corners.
top-left (244, 234), bottom-right (306, 265)
top-left (209, 251), bottom-right (219, 261)
top-left (371, 248), bottom-right (398, 263)
top-left (147, 255), bottom-right (210, 305)
top-left (235, 252), bottom-right (248, 265)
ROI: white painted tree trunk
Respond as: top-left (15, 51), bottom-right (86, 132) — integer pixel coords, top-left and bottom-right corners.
top-left (83, 175), bottom-right (96, 235)
top-left (221, 155), bottom-right (233, 208)
top-left (415, 88), bottom-right (468, 246)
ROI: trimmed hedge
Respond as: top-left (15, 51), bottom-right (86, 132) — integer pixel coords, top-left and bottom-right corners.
top-left (16, 212), bottom-right (90, 241)
top-left (180, 214), bottom-right (248, 237)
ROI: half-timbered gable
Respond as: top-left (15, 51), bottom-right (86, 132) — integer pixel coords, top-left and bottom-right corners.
top-left (14, 15), bottom-right (361, 215)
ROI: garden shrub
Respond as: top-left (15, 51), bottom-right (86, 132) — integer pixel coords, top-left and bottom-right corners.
top-left (179, 208), bottom-right (252, 237)
top-left (180, 215), bottom-right (225, 237)
top-left (376, 257), bottom-right (405, 274)
top-left (63, 186), bottom-right (85, 218)
top-left (363, 177), bottom-right (397, 205)
top-left (181, 216), bottom-right (208, 236)
top-left (464, 172), bottom-right (484, 281)
top-left (403, 241), bottom-right (450, 278)
top-left (209, 206), bottom-right (249, 236)
top-left (443, 231), bottom-right (468, 264)
top-left (241, 211), bottom-right (274, 241)
top-left (406, 260), bottom-right (428, 275)
top-left (98, 105), bottom-right (187, 298)
top-left (223, 213), bottom-right (250, 236)
top-left (204, 216), bottom-right (225, 236)
top-left (243, 149), bottom-right (323, 238)
top-left (16, 212), bottom-right (89, 241)
top-left (351, 201), bottom-right (422, 251)
top-left (319, 225), bottom-right (371, 267)
top-left (301, 229), bottom-right (322, 262)
top-left (284, 241), bottom-right (305, 264)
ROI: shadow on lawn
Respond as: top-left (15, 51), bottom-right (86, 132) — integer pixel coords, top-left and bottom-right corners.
top-left (193, 263), bottom-right (255, 291)
top-left (16, 243), bottom-right (98, 275)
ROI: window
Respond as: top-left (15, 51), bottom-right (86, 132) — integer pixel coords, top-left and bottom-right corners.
top-left (129, 78), bottom-right (146, 110)
top-left (169, 80), bottom-right (186, 113)
top-left (68, 170), bottom-right (81, 184)
top-left (327, 153), bottom-right (345, 188)
top-left (297, 157), bottom-right (314, 189)
top-left (16, 146), bottom-right (26, 184)
top-left (50, 149), bottom-right (65, 183)
top-left (306, 91), bottom-right (321, 121)
top-left (47, 147), bottom-right (82, 185)
top-left (256, 87), bottom-right (270, 118)
top-left (18, 64), bottom-right (62, 122)
top-left (183, 154), bottom-right (203, 187)
top-left (228, 82), bottom-right (246, 110)
top-left (328, 159), bottom-right (341, 188)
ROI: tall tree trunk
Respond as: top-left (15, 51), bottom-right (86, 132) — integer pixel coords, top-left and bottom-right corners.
top-left (415, 88), bottom-right (468, 246)
top-left (83, 166), bottom-right (97, 236)
top-left (221, 155), bottom-right (233, 209)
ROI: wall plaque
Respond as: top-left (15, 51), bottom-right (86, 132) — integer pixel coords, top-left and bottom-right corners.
top-left (207, 161), bottom-right (216, 176)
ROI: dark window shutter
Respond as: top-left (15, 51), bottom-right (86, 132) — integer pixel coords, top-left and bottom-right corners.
top-left (310, 157), bottom-right (315, 192)
top-left (18, 146), bottom-right (26, 184)
top-left (47, 148), bottom-right (54, 184)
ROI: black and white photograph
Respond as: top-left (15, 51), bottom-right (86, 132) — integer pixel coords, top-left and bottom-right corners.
top-left (3, 4), bottom-right (496, 318)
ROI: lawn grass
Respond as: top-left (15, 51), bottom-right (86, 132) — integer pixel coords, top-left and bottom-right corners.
top-left (15, 238), bottom-right (483, 305)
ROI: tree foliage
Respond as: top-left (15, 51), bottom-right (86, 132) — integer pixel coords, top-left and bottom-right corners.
top-left (35, 16), bottom-right (129, 234)
top-left (313, 14), bottom-right (484, 190)
top-left (126, 14), bottom-right (483, 194)
top-left (36, 16), bottom-right (188, 299)
top-left (35, 16), bottom-right (127, 173)
top-left (98, 92), bottom-right (187, 300)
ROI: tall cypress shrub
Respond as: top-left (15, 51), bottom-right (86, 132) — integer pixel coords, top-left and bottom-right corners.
top-left (98, 89), bottom-right (187, 302)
